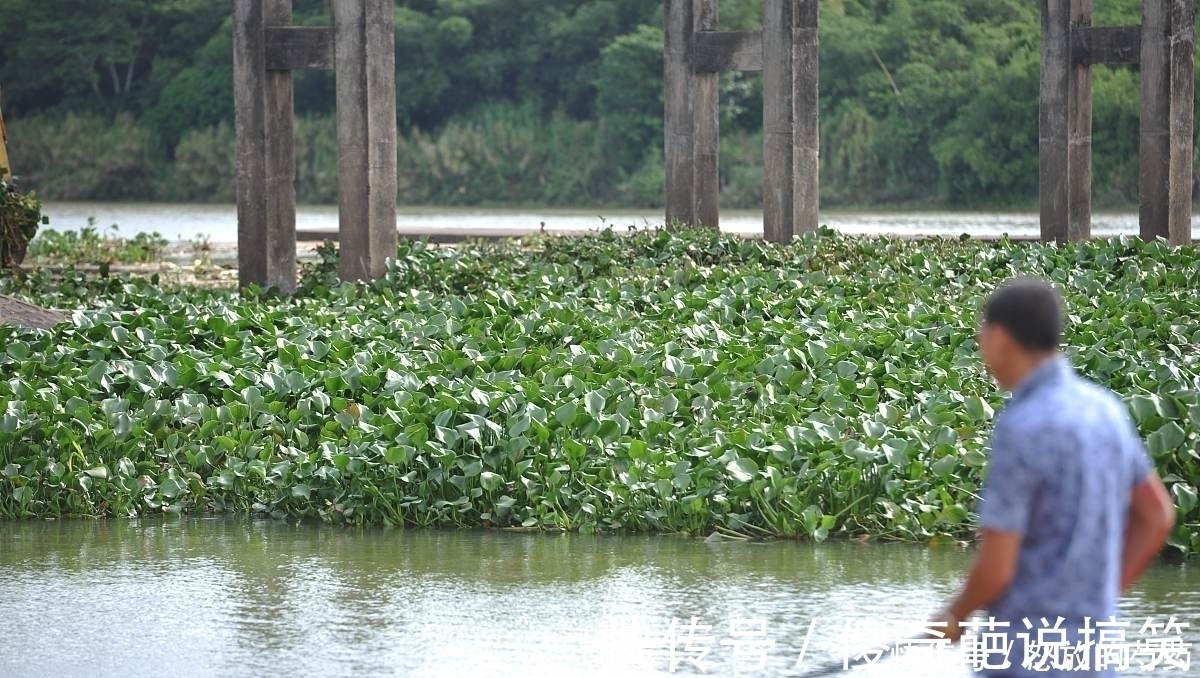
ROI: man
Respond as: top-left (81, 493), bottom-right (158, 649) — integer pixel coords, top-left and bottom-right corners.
top-left (933, 277), bottom-right (1176, 676)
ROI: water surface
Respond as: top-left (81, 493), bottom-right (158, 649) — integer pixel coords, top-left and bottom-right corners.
top-left (39, 203), bottom-right (1199, 244)
top-left (0, 519), bottom-right (1195, 677)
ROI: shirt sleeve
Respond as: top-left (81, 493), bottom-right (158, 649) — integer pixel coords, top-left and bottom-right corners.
top-left (979, 417), bottom-right (1042, 535)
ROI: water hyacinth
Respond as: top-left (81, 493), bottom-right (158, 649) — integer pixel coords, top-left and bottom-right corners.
top-left (0, 229), bottom-right (1197, 553)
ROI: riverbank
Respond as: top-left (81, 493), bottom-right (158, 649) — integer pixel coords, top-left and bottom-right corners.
top-left (1, 229), bottom-right (1197, 553)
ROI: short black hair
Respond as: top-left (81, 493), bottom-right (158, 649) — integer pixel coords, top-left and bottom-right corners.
top-left (983, 277), bottom-right (1065, 351)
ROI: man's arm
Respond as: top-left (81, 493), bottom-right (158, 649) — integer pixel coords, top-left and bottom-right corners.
top-left (933, 528), bottom-right (1022, 640)
top-left (1121, 473), bottom-right (1175, 592)
top-left (932, 416), bottom-right (1036, 639)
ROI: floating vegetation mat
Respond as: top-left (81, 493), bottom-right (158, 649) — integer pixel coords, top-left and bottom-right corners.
top-left (1, 229), bottom-right (1197, 552)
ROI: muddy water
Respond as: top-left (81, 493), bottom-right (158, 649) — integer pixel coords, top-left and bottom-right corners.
top-left (0, 519), bottom-right (1195, 677)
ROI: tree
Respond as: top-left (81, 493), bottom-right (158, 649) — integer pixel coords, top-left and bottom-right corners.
top-left (594, 24), bottom-right (664, 173)
top-left (0, 0), bottom-right (223, 114)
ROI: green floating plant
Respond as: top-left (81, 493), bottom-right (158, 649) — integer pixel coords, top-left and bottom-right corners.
top-left (0, 229), bottom-right (1197, 553)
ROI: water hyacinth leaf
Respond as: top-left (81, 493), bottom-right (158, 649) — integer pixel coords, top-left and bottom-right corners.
top-left (627, 440), bottom-right (648, 460)
top-left (661, 394), bottom-right (679, 415)
top-left (726, 458), bottom-right (758, 483)
top-left (384, 447), bottom-right (410, 465)
top-left (507, 436), bottom-right (530, 456)
top-left (87, 361), bottom-right (108, 384)
top-left (961, 450), bottom-right (988, 467)
top-left (768, 445), bottom-right (793, 464)
top-left (931, 456), bottom-right (958, 478)
top-left (843, 440), bottom-right (880, 462)
top-left (101, 398), bottom-right (125, 417)
top-left (934, 427), bottom-right (958, 446)
top-left (1128, 395), bottom-right (1160, 425)
top-left (0, 413), bottom-right (19, 433)
top-left (808, 342), bottom-right (828, 365)
top-left (596, 419), bottom-right (621, 442)
top-left (160, 476), bottom-right (183, 498)
top-left (800, 505), bottom-right (822, 532)
top-left (1149, 422), bottom-right (1187, 458)
top-left (964, 396), bottom-right (993, 421)
top-left (655, 478), bottom-right (672, 497)
top-left (584, 391), bottom-right (605, 418)
top-left (262, 372), bottom-right (285, 393)
top-left (863, 420), bottom-right (887, 439)
top-left (554, 403), bottom-right (577, 427)
top-left (114, 413), bottom-right (133, 439)
top-left (1173, 484), bottom-right (1199, 515)
top-left (116, 458), bottom-right (137, 478)
top-left (480, 471), bottom-right (503, 492)
top-left (6, 342), bottom-right (30, 361)
top-left (216, 470), bottom-right (237, 489)
top-left (882, 439), bottom-right (910, 465)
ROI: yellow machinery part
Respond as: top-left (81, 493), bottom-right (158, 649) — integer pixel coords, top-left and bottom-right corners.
top-left (0, 93), bottom-right (8, 178)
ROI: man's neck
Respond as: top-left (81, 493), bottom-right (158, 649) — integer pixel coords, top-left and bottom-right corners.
top-left (1007, 350), bottom-right (1060, 393)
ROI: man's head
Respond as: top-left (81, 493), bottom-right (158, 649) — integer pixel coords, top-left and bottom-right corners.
top-left (978, 277), bottom-right (1065, 391)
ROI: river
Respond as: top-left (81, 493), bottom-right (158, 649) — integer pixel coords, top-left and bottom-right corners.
top-left (12, 206), bottom-right (1199, 677)
top-left (0, 519), bottom-right (1195, 678)
top-left (38, 202), bottom-right (1200, 243)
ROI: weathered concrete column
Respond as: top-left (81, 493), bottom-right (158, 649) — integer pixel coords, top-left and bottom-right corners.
top-left (1166, 0), bottom-right (1195, 246)
top-left (793, 0), bottom-right (820, 237)
top-left (664, 0), bottom-right (819, 239)
top-left (1042, 0), bottom-right (1193, 246)
top-left (693, 0), bottom-right (720, 230)
top-left (1141, 0), bottom-right (1171, 241)
top-left (234, 0), bottom-right (297, 292)
top-left (1067, 0), bottom-right (1094, 242)
top-left (762, 0), bottom-right (794, 244)
top-left (333, 0), bottom-right (397, 282)
top-left (1040, 0), bottom-right (1071, 243)
top-left (1139, 0), bottom-right (1193, 245)
top-left (664, 0), bottom-right (697, 228)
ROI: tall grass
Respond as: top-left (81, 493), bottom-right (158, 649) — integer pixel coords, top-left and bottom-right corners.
top-left (7, 114), bottom-right (161, 201)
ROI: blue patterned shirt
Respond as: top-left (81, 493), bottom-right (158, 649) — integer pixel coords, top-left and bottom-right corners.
top-left (978, 356), bottom-right (1154, 677)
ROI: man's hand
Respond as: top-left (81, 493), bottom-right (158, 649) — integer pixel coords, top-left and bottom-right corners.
top-left (933, 528), bottom-right (1022, 641)
top-left (924, 609), bottom-right (963, 643)
top-left (1122, 473), bottom-right (1175, 592)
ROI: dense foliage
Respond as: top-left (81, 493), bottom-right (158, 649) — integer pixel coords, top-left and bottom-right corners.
top-left (25, 222), bottom-right (168, 267)
top-left (1, 231), bottom-right (1197, 554)
top-left (0, 175), bottom-right (47, 267)
top-left (1, 0), bottom-right (1183, 208)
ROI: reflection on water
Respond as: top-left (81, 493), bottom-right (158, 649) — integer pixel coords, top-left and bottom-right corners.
top-left (39, 202), bottom-right (1200, 244)
top-left (0, 520), bottom-right (1195, 677)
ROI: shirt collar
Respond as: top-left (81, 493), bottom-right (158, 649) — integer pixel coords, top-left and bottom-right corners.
top-left (1011, 354), bottom-right (1070, 401)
